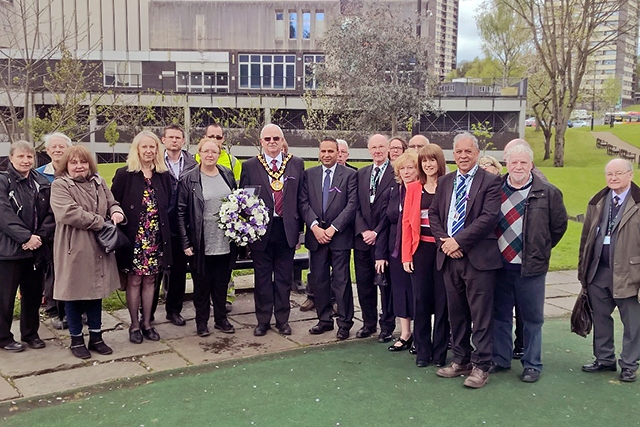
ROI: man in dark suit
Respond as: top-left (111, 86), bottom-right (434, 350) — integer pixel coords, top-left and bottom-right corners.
top-left (354, 134), bottom-right (396, 341)
top-left (239, 124), bottom-right (304, 336)
top-left (578, 159), bottom-right (640, 383)
top-left (429, 132), bottom-right (502, 389)
top-left (300, 138), bottom-right (358, 340)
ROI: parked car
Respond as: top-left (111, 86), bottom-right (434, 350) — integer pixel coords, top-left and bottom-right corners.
top-left (567, 120), bottom-right (574, 128)
top-left (525, 117), bottom-right (536, 127)
top-left (572, 120), bottom-right (588, 128)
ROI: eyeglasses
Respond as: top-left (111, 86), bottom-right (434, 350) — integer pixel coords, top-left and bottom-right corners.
top-left (262, 136), bottom-right (281, 142)
top-left (389, 146), bottom-right (404, 151)
top-left (606, 170), bottom-right (631, 178)
top-left (206, 135), bottom-right (224, 140)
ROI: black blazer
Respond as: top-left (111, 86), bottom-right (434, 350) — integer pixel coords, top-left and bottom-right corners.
top-left (354, 163), bottom-right (395, 251)
top-left (429, 167), bottom-right (502, 271)
top-left (177, 165), bottom-right (237, 276)
top-left (166, 150), bottom-right (199, 235)
top-left (239, 154), bottom-right (304, 251)
top-left (111, 167), bottom-right (173, 270)
top-left (375, 183), bottom-right (403, 261)
top-left (299, 164), bottom-right (358, 251)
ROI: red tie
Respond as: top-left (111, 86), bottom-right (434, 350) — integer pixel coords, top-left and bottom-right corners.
top-left (271, 159), bottom-right (283, 216)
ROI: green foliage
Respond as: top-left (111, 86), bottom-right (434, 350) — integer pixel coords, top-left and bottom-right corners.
top-left (104, 121), bottom-right (120, 147)
top-left (470, 121), bottom-right (494, 152)
top-left (447, 57), bottom-right (504, 80)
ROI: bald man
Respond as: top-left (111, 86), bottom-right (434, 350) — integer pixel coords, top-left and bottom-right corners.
top-left (408, 135), bottom-right (429, 152)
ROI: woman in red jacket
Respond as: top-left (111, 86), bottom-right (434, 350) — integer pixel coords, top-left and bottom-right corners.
top-left (402, 144), bottom-right (449, 368)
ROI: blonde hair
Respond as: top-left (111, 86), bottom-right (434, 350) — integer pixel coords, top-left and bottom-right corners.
top-left (127, 131), bottom-right (168, 173)
top-left (392, 151), bottom-right (418, 184)
top-left (197, 138), bottom-right (221, 153)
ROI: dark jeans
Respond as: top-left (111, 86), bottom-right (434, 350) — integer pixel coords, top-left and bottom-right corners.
top-left (65, 299), bottom-right (103, 336)
top-left (192, 253), bottom-right (232, 326)
top-left (493, 269), bottom-right (546, 371)
top-left (0, 259), bottom-right (43, 346)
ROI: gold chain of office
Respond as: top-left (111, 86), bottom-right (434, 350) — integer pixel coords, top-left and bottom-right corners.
top-left (258, 153), bottom-right (293, 191)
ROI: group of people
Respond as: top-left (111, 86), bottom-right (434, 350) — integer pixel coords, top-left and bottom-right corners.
top-left (1, 124), bottom-right (639, 389)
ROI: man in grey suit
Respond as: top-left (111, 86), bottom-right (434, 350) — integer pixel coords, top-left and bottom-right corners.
top-left (578, 158), bottom-right (640, 382)
top-left (300, 138), bottom-right (358, 340)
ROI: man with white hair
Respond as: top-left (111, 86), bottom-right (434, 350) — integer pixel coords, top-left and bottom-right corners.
top-left (491, 142), bottom-right (567, 383)
top-left (408, 135), bottom-right (429, 152)
top-left (579, 158), bottom-right (640, 383)
top-left (337, 139), bottom-right (357, 171)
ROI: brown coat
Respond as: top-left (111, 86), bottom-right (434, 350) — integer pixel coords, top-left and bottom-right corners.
top-left (50, 174), bottom-right (124, 301)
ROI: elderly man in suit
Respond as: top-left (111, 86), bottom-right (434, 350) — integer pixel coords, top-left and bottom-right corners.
top-left (579, 158), bottom-right (640, 383)
top-left (300, 138), bottom-right (358, 340)
top-left (240, 124), bottom-right (304, 337)
top-left (354, 134), bottom-right (396, 341)
top-left (429, 132), bottom-right (502, 388)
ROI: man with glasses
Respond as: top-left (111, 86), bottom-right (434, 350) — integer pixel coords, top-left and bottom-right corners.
top-left (578, 159), bottom-right (640, 383)
top-left (408, 135), bottom-right (429, 152)
top-left (204, 124), bottom-right (242, 181)
top-left (159, 124), bottom-right (198, 326)
top-left (240, 124), bottom-right (304, 336)
top-left (337, 139), bottom-right (358, 171)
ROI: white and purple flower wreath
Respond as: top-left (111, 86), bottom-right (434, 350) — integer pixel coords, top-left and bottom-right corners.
top-left (218, 189), bottom-right (270, 246)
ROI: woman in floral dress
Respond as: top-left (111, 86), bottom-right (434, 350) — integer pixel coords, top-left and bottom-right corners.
top-left (111, 131), bottom-right (172, 344)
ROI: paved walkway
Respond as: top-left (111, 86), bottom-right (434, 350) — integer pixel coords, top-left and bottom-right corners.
top-left (591, 131), bottom-right (640, 157)
top-left (0, 271), bottom-right (581, 403)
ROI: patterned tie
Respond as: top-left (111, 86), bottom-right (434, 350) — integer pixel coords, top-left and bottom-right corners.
top-left (371, 166), bottom-right (381, 200)
top-left (271, 159), bottom-right (283, 216)
top-left (322, 169), bottom-right (331, 213)
top-left (451, 174), bottom-right (469, 235)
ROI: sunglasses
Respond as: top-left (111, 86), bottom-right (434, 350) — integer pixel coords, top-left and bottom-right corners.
top-left (206, 135), bottom-right (224, 140)
top-left (263, 136), bottom-right (281, 142)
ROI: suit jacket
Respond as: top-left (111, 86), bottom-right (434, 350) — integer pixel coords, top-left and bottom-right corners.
top-left (375, 183), bottom-right (404, 261)
top-left (299, 164), bottom-right (357, 252)
top-left (239, 154), bottom-right (304, 251)
top-left (166, 150), bottom-right (198, 234)
top-left (354, 163), bottom-right (395, 251)
top-left (429, 167), bottom-right (502, 271)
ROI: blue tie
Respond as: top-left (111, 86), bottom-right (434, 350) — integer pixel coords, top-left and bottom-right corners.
top-left (451, 174), bottom-right (469, 235)
top-left (322, 169), bottom-right (331, 213)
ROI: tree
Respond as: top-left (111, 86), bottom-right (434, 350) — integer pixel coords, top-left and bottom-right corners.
top-left (475, 0), bottom-right (530, 83)
top-left (505, 0), bottom-right (636, 166)
top-left (525, 56), bottom-right (554, 160)
top-left (104, 121), bottom-right (120, 163)
top-left (318, 2), bottom-right (436, 134)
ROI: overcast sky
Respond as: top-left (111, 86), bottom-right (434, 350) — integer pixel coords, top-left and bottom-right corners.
top-left (456, 0), bottom-right (483, 63)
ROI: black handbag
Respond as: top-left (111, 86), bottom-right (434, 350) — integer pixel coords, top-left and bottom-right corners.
top-left (95, 219), bottom-right (130, 254)
top-left (570, 288), bottom-right (593, 338)
top-left (373, 272), bottom-right (388, 287)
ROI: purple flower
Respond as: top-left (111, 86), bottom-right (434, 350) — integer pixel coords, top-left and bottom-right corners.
top-left (329, 186), bottom-right (342, 193)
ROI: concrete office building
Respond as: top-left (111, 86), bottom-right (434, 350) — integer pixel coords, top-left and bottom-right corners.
top-left (0, 0), bottom-right (525, 163)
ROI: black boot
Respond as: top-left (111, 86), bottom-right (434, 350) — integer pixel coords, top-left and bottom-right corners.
top-left (88, 331), bottom-right (113, 355)
top-left (70, 335), bottom-right (91, 359)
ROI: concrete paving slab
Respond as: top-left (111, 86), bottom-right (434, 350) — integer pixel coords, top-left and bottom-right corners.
top-left (166, 327), bottom-right (299, 365)
top-left (545, 270), bottom-right (578, 284)
top-left (545, 286), bottom-right (575, 299)
top-left (228, 293), bottom-right (257, 315)
top-left (86, 328), bottom-right (170, 362)
top-left (0, 339), bottom-right (79, 378)
top-left (544, 303), bottom-right (571, 318)
top-left (0, 377), bottom-right (19, 401)
top-left (13, 361), bottom-right (149, 398)
top-left (551, 283), bottom-right (582, 295)
top-left (233, 274), bottom-right (255, 290)
top-left (284, 318), bottom-right (366, 345)
top-left (140, 352), bottom-right (189, 372)
top-left (547, 296), bottom-right (578, 312)
top-left (10, 319), bottom-right (55, 341)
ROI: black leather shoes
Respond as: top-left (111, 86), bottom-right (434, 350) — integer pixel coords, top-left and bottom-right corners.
top-left (512, 347), bottom-right (524, 360)
top-left (129, 329), bottom-right (143, 344)
top-left (409, 344), bottom-right (417, 355)
top-left (277, 323), bottom-right (292, 335)
top-left (3, 341), bottom-right (25, 352)
top-left (166, 312), bottom-right (186, 326)
top-left (388, 336), bottom-right (413, 352)
top-left (620, 368), bottom-right (637, 382)
top-left (355, 327), bottom-right (375, 338)
top-left (254, 324), bottom-right (270, 336)
top-left (142, 327), bottom-right (161, 341)
top-left (214, 319), bottom-right (235, 334)
top-left (336, 328), bottom-right (350, 340)
top-left (197, 324), bottom-right (210, 337)
top-left (434, 359), bottom-right (447, 368)
top-left (488, 363), bottom-right (511, 374)
top-left (582, 361), bottom-right (617, 373)
top-left (416, 359), bottom-right (430, 368)
top-left (309, 323), bottom-right (334, 335)
top-left (521, 368), bottom-right (540, 383)
top-left (378, 331), bottom-right (394, 343)
top-left (23, 338), bottom-right (46, 349)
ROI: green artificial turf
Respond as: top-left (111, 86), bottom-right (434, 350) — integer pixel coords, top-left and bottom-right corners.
top-left (3, 319), bottom-right (639, 427)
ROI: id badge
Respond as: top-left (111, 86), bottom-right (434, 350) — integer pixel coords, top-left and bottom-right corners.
top-left (603, 236), bottom-right (611, 245)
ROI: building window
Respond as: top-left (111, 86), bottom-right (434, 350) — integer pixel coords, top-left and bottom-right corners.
top-left (275, 11), bottom-right (284, 39)
top-left (304, 54), bottom-right (325, 89)
top-left (303, 12), bottom-right (311, 39)
top-left (239, 54), bottom-right (296, 90)
top-left (103, 61), bottom-right (142, 87)
top-left (176, 71), bottom-right (228, 93)
top-left (316, 11), bottom-right (325, 37)
top-left (289, 12), bottom-right (297, 39)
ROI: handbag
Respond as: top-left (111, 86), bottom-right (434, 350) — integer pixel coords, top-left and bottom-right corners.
top-left (95, 219), bottom-right (130, 254)
top-left (570, 287), bottom-right (593, 338)
top-left (373, 272), bottom-right (388, 287)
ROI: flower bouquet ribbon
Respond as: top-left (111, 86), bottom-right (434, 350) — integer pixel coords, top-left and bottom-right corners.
top-left (218, 188), bottom-right (270, 246)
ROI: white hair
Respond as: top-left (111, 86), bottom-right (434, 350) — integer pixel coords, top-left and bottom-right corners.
top-left (43, 132), bottom-right (72, 148)
top-left (504, 144), bottom-right (534, 162)
top-left (453, 132), bottom-right (478, 150)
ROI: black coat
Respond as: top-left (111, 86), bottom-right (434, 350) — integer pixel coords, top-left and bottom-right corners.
top-left (110, 167), bottom-right (173, 271)
top-left (0, 165), bottom-right (55, 265)
top-left (166, 150), bottom-right (199, 235)
top-left (177, 165), bottom-right (237, 275)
